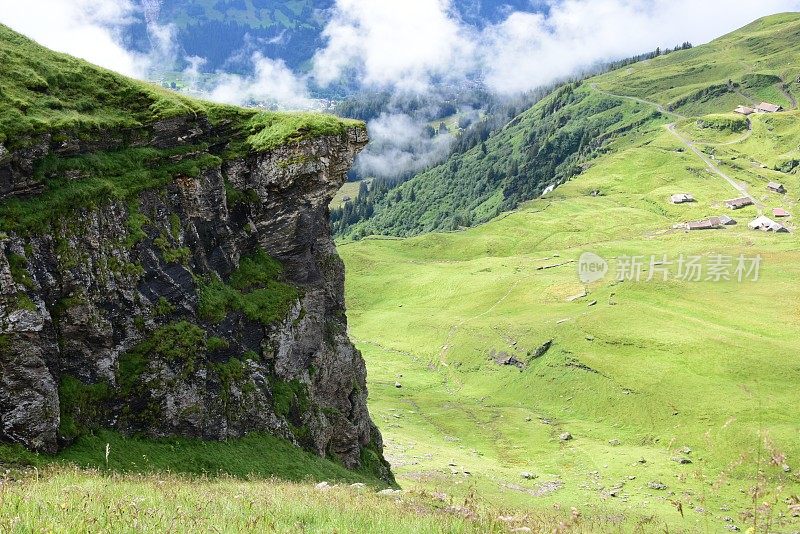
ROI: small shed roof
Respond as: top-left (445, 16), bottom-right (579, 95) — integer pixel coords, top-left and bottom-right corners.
top-left (686, 217), bottom-right (722, 230)
top-left (725, 197), bottom-right (754, 209)
top-left (756, 102), bottom-right (782, 113)
top-left (767, 181), bottom-right (786, 192)
top-left (773, 208), bottom-right (790, 217)
top-left (749, 215), bottom-right (789, 232)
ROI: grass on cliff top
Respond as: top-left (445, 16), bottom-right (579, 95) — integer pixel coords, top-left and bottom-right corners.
top-left (0, 430), bottom-right (385, 487)
top-left (0, 23), bottom-right (362, 150)
top-left (245, 112), bottom-right (364, 152)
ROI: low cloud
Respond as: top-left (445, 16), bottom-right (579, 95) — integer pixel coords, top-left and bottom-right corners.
top-left (314, 0), bottom-right (800, 95)
top-left (355, 113), bottom-right (455, 179)
top-left (0, 0), bottom-right (166, 78)
top-left (206, 53), bottom-right (312, 109)
top-left (6, 0), bottom-right (800, 102)
top-left (312, 0), bottom-right (475, 91)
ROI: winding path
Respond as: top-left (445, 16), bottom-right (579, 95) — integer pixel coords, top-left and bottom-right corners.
top-left (589, 83), bottom-right (685, 119)
top-left (589, 83), bottom-right (763, 215)
top-left (665, 123), bottom-right (763, 214)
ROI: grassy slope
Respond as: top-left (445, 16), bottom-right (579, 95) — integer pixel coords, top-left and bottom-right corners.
top-left (0, 431), bottom-right (384, 486)
top-left (594, 12), bottom-right (800, 113)
top-left (345, 13), bottom-right (800, 238)
top-left (340, 13), bottom-right (800, 532)
top-left (0, 23), bottom-right (360, 149)
top-left (0, 469), bottom-right (501, 533)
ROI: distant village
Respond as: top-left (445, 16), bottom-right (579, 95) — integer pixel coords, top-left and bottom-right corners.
top-left (667, 100), bottom-right (793, 234)
top-left (671, 181), bottom-right (790, 233)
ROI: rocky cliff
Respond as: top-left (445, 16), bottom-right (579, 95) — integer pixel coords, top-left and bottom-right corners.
top-left (0, 26), bottom-right (391, 483)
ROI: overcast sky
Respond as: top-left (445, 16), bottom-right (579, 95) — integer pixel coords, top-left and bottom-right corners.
top-left (2, 0), bottom-right (800, 98)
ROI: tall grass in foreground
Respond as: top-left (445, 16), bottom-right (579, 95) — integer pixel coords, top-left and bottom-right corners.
top-left (0, 466), bottom-right (694, 533)
top-left (0, 468), bottom-right (496, 533)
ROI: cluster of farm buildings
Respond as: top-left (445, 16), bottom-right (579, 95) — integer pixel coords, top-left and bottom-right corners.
top-left (672, 182), bottom-right (791, 233)
top-left (734, 102), bottom-right (783, 115)
top-left (673, 101), bottom-right (794, 232)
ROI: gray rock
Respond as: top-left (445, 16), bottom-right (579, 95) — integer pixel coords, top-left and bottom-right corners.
top-left (520, 471), bottom-right (538, 480)
top-left (672, 457), bottom-right (692, 465)
top-left (491, 350), bottom-right (525, 369)
top-left (530, 340), bottom-right (553, 359)
top-left (560, 432), bottom-right (573, 441)
top-left (647, 481), bottom-right (667, 490)
top-left (0, 121), bottom-right (394, 483)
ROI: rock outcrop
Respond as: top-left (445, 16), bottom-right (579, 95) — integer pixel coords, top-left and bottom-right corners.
top-left (0, 114), bottom-right (392, 482)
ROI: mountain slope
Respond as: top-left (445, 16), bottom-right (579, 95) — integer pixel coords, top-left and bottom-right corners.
top-left (345, 13), bottom-right (800, 238)
top-left (339, 13), bottom-right (800, 531)
top-left (595, 12), bottom-right (800, 114)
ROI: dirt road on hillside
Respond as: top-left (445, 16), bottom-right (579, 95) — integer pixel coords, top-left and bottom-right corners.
top-left (666, 123), bottom-right (763, 214)
top-left (589, 84), bottom-right (763, 214)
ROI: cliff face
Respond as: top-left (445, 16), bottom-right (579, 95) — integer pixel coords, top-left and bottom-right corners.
top-left (0, 114), bottom-right (391, 481)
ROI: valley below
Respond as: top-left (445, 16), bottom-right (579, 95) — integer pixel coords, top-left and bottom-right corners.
top-left (338, 14), bottom-right (800, 531)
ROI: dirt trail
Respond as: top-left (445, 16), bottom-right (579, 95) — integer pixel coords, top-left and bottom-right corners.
top-left (588, 84), bottom-right (763, 215)
top-left (778, 81), bottom-right (798, 109)
top-left (666, 123), bottom-right (763, 214)
top-left (589, 83), bottom-right (685, 119)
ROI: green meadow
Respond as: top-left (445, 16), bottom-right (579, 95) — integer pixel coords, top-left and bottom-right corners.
top-left (343, 117), bottom-right (800, 531)
top-left (339, 14), bottom-right (800, 531)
